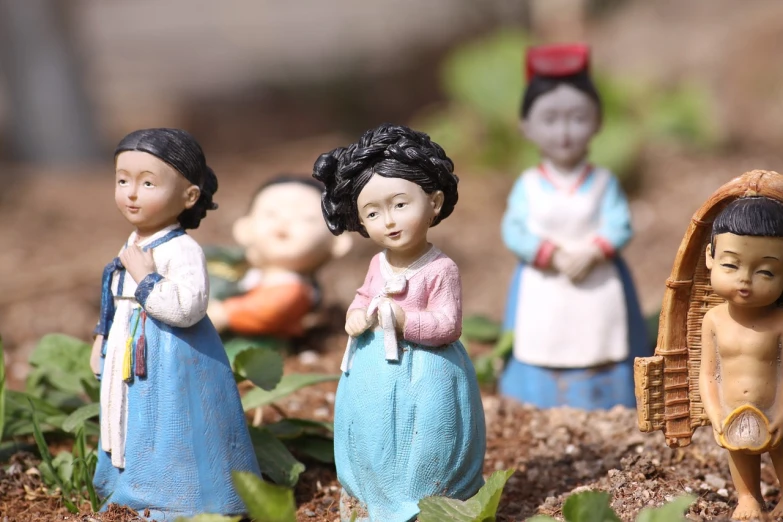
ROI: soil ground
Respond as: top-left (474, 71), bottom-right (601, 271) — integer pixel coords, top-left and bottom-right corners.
top-left (5, 1), bottom-right (783, 521)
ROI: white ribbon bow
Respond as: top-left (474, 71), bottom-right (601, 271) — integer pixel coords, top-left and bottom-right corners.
top-left (340, 246), bottom-right (441, 373)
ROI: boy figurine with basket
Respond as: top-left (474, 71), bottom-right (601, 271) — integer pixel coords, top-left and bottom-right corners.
top-left (700, 196), bottom-right (783, 519)
top-left (635, 170), bottom-right (783, 520)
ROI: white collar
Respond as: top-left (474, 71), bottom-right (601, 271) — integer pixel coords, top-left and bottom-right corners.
top-left (129, 224), bottom-right (182, 248)
top-left (379, 245), bottom-right (441, 281)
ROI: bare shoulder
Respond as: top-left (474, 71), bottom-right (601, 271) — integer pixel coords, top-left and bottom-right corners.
top-left (703, 304), bottom-right (726, 329)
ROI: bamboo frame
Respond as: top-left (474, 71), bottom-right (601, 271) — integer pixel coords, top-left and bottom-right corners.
top-left (634, 170), bottom-right (783, 447)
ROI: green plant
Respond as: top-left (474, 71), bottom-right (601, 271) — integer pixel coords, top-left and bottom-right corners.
top-left (417, 468), bottom-right (515, 522)
top-left (412, 30), bottom-right (719, 182)
top-left (28, 399), bottom-right (104, 513)
top-left (526, 490), bottom-right (695, 522)
top-left (175, 471), bottom-right (296, 522)
top-left (2, 334), bottom-right (339, 496)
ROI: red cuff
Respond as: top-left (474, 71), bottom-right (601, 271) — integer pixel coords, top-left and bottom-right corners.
top-left (594, 236), bottom-right (615, 258)
top-left (534, 241), bottom-right (557, 268)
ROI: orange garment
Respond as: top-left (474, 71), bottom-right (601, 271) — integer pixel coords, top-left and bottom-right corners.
top-left (222, 281), bottom-right (313, 337)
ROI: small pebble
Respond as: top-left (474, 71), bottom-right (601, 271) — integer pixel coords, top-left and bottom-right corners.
top-left (717, 488), bottom-right (728, 498)
top-left (704, 473), bottom-right (726, 490)
top-left (314, 406), bottom-right (330, 418)
top-left (305, 509), bottom-right (316, 517)
top-left (298, 350), bottom-right (320, 365)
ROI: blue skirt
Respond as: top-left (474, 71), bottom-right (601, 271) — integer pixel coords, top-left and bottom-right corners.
top-left (499, 257), bottom-right (650, 410)
top-left (334, 330), bottom-right (486, 522)
top-left (94, 309), bottom-right (261, 520)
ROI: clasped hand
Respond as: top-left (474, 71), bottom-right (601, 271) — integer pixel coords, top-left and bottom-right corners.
top-left (120, 244), bottom-right (156, 284)
top-left (551, 242), bottom-right (605, 283)
top-left (345, 299), bottom-right (405, 337)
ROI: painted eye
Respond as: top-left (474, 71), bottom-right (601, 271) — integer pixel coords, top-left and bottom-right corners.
top-left (117, 179), bottom-right (128, 186)
top-left (395, 202), bottom-right (406, 209)
top-left (758, 270), bottom-right (774, 277)
top-left (721, 263), bottom-right (738, 269)
top-left (143, 181), bottom-right (154, 188)
top-left (367, 211), bottom-right (378, 219)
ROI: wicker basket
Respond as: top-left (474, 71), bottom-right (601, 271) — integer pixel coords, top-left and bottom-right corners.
top-left (634, 169), bottom-right (783, 448)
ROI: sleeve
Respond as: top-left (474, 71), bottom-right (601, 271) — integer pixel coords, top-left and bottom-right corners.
top-left (222, 283), bottom-right (312, 335)
top-left (347, 256), bottom-right (377, 312)
top-left (501, 176), bottom-right (555, 268)
top-left (134, 241), bottom-right (209, 328)
top-left (594, 174), bottom-right (633, 256)
top-left (403, 260), bottom-right (462, 346)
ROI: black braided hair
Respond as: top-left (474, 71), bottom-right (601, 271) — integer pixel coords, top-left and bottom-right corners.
top-left (312, 123), bottom-right (458, 238)
top-left (115, 128), bottom-right (218, 230)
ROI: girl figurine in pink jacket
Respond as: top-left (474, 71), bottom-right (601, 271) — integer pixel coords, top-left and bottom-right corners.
top-left (313, 123), bottom-right (486, 522)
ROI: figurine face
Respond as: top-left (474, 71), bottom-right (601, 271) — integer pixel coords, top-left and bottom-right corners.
top-left (521, 83), bottom-right (600, 170)
top-left (115, 150), bottom-right (199, 234)
top-left (357, 174), bottom-right (443, 256)
top-left (706, 233), bottom-right (783, 308)
top-left (235, 182), bottom-right (347, 273)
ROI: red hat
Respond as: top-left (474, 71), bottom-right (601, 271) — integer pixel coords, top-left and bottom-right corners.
top-left (525, 44), bottom-right (590, 82)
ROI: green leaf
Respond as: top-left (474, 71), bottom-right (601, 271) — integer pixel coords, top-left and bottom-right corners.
top-left (248, 426), bottom-right (305, 488)
top-left (561, 491), bottom-right (621, 522)
top-left (232, 470), bottom-right (297, 522)
top-left (27, 334), bottom-right (92, 396)
top-left (635, 495), bottom-right (695, 522)
top-left (418, 469), bottom-right (514, 522)
top-left (473, 469), bottom-right (515, 520)
top-left (442, 30), bottom-right (531, 124)
top-left (234, 346), bottom-right (284, 391)
top-left (224, 336), bottom-right (286, 369)
top-left (266, 418), bottom-right (334, 439)
top-left (52, 451), bottom-right (74, 486)
top-left (285, 435), bottom-right (335, 464)
top-left (242, 373), bottom-right (339, 411)
top-left (462, 316), bottom-right (502, 343)
top-left (174, 515), bottom-right (241, 522)
top-left (0, 337), bottom-right (6, 441)
top-left (62, 403), bottom-right (100, 433)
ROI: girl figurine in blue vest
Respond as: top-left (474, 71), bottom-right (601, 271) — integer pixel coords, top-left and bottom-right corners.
top-left (500, 44), bottom-right (648, 410)
top-left (89, 128), bottom-right (261, 520)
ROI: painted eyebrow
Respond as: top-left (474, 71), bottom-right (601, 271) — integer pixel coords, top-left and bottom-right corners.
top-left (764, 256), bottom-right (780, 260)
top-left (721, 250), bottom-right (739, 255)
top-left (362, 201), bottom-right (379, 210)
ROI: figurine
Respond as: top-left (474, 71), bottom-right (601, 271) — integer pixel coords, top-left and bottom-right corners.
top-left (314, 123), bottom-right (486, 522)
top-left (207, 175), bottom-right (352, 345)
top-left (499, 43), bottom-right (648, 410)
top-left (699, 196), bottom-right (783, 520)
top-left (90, 128), bottom-right (261, 520)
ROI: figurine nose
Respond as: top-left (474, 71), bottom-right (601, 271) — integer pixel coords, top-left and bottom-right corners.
top-left (384, 211), bottom-right (396, 227)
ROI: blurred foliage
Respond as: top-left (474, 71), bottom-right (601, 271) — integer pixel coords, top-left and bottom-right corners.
top-left (412, 30), bottom-right (720, 181)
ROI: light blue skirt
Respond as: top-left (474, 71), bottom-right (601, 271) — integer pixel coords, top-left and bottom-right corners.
top-left (499, 256), bottom-right (650, 410)
top-left (94, 309), bottom-right (261, 520)
top-left (334, 330), bottom-right (486, 522)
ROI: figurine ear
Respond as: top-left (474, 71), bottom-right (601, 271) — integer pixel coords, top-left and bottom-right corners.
top-left (233, 216), bottom-right (253, 247)
top-left (705, 243), bottom-right (714, 270)
top-left (431, 190), bottom-right (445, 216)
top-left (184, 185), bottom-right (201, 210)
top-left (331, 234), bottom-right (353, 259)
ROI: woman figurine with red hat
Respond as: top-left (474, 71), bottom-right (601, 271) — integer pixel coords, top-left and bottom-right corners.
top-left (499, 44), bottom-right (648, 410)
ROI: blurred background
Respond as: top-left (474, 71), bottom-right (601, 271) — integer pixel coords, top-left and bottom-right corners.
top-left (2, 0), bottom-right (783, 388)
